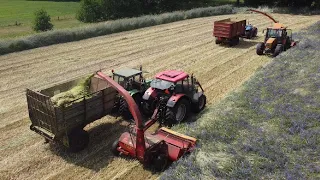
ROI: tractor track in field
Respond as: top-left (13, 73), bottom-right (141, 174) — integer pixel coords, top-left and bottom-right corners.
top-left (0, 13), bottom-right (319, 180)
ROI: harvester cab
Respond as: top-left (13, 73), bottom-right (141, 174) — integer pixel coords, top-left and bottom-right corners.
top-left (96, 72), bottom-right (197, 171)
top-left (111, 67), bottom-right (151, 119)
top-left (142, 70), bottom-right (206, 126)
top-left (247, 9), bottom-right (297, 57)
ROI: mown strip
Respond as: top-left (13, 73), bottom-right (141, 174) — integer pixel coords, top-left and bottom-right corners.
top-left (0, 5), bottom-right (233, 55)
top-left (161, 21), bottom-right (320, 179)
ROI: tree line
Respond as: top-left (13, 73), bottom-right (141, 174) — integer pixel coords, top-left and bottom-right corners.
top-left (74, 0), bottom-right (320, 23)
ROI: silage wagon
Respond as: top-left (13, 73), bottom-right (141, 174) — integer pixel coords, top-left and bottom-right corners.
top-left (26, 74), bottom-right (118, 152)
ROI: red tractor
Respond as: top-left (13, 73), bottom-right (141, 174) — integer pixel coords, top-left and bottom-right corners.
top-left (96, 72), bottom-right (197, 171)
top-left (142, 70), bottom-right (206, 126)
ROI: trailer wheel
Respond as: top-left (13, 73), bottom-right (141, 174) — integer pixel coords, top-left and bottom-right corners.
top-left (153, 154), bottom-right (168, 171)
top-left (215, 39), bottom-right (221, 44)
top-left (273, 44), bottom-right (283, 57)
top-left (111, 140), bottom-right (120, 156)
top-left (68, 129), bottom-right (89, 152)
top-left (256, 43), bottom-right (265, 55)
top-left (192, 95), bottom-right (206, 113)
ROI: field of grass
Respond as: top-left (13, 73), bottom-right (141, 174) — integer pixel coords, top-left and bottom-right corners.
top-left (0, 0), bottom-right (81, 38)
top-left (161, 21), bottom-right (320, 179)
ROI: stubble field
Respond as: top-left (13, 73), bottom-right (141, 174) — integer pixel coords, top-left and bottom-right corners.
top-left (0, 13), bottom-right (319, 180)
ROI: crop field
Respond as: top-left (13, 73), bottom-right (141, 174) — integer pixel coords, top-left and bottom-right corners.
top-left (0, 0), bottom-right (80, 38)
top-left (162, 21), bottom-right (320, 179)
top-left (0, 13), bottom-right (319, 179)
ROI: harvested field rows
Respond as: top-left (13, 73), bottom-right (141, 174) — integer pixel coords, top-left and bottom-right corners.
top-left (0, 13), bottom-right (319, 180)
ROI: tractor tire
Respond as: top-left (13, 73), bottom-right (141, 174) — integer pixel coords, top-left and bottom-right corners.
top-left (253, 28), bottom-right (258, 37)
top-left (119, 94), bottom-right (142, 120)
top-left (192, 95), bottom-right (207, 113)
top-left (111, 140), bottom-right (120, 156)
top-left (245, 31), bottom-right (251, 39)
top-left (273, 44), bottom-right (283, 57)
top-left (119, 98), bottom-right (132, 120)
top-left (172, 98), bottom-right (190, 123)
top-left (256, 43), bottom-right (265, 55)
top-left (163, 108), bottom-right (175, 127)
top-left (215, 39), bottom-right (221, 44)
top-left (153, 154), bottom-right (168, 171)
top-left (68, 128), bottom-right (89, 152)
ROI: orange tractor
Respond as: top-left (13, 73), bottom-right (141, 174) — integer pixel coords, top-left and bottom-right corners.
top-left (248, 9), bottom-right (297, 57)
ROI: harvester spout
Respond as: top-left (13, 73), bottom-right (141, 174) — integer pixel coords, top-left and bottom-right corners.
top-left (96, 71), bottom-right (146, 160)
top-left (247, 9), bottom-right (278, 23)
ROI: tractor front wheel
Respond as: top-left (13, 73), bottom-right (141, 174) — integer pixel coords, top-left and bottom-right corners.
top-left (68, 128), bottom-right (89, 152)
top-left (173, 98), bottom-right (190, 123)
top-left (256, 43), bottom-right (265, 55)
top-left (273, 44), bottom-right (283, 57)
top-left (192, 95), bottom-right (207, 113)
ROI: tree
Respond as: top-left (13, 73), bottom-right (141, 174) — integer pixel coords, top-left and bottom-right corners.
top-left (33, 9), bottom-right (53, 32)
top-left (77, 0), bottom-right (104, 23)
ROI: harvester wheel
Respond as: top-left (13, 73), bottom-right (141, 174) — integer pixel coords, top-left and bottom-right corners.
top-left (111, 140), bottom-right (120, 156)
top-left (153, 154), bottom-right (168, 171)
top-left (68, 128), bottom-right (89, 152)
top-left (256, 43), bottom-right (265, 55)
top-left (172, 98), bottom-right (190, 123)
top-left (273, 44), bottom-right (283, 57)
top-left (192, 94), bottom-right (207, 113)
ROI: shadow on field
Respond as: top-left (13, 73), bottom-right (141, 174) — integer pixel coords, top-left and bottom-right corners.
top-left (49, 120), bottom-right (128, 172)
top-left (234, 40), bottom-right (258, 49)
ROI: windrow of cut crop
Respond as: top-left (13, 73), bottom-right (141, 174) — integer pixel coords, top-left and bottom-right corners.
top-left (161, 21), bottom-right (320, 179)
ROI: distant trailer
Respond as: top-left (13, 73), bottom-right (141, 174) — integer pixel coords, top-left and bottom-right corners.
top-left (213, 18), bottom-right (246, 46)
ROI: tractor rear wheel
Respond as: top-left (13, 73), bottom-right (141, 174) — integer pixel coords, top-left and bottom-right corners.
top-left (192, 95), bottom-right (207, 113)
top-left (253, 28), bottom-right (258, 37)
top-left (119, 95), bottom-right (142, 120)
top-left (172, 98), bottom-right (190, 123)
top-left (68, 128), bottom-right (89, 152)
top-left (273, 44), bottom-right (283, 57)
top-left (111, 140), bottom-right (120, 156)
top-left (245, 31), bottom-right (251, 39)
top-left (119, 98), bottom-right (131, 120)
top-left (256, 43), bottom-right (265, 55)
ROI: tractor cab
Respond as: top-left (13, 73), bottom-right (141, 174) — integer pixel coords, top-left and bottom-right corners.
top-left (150, 71), bottom-right (199, 95)
top-left (112, 68), bottom-right (146, 91)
